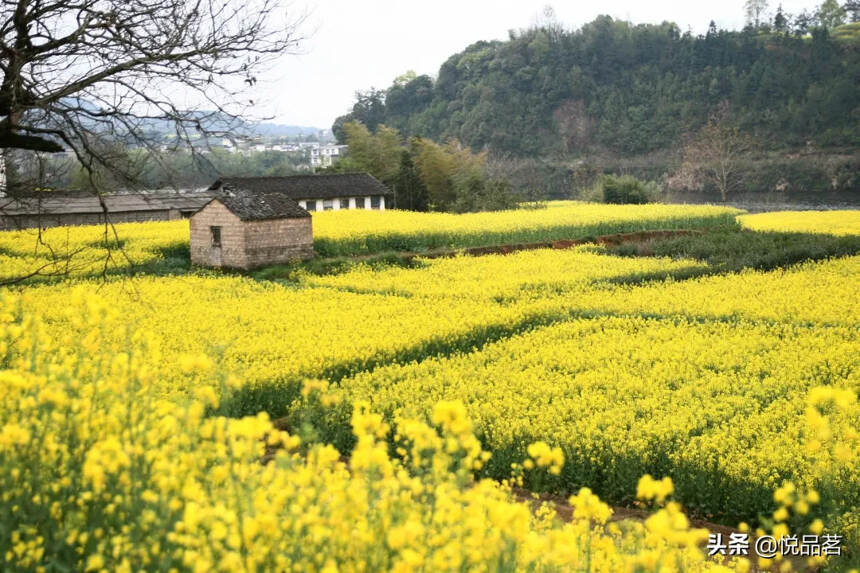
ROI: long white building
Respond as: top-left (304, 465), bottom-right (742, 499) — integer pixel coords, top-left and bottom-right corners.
top-left (207, 173), bottom-right (391, 212)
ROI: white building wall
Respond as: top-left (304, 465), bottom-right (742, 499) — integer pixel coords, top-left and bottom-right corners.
top-left (293, 196), bottom-right (387, 211)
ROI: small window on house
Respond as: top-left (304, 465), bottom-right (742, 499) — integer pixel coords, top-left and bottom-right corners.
top-left (305, 200), bottom-right (316, 212)
top-left (211, 226), bottom-right (222, 247)
top-left (370, 196), bottom-right (381, 209)
top-left (180, 210), bottom-right (194, 219)
top-left (340, 198), bottom-right (350, 210)
top-left (323, 199), bottom-right (334, 211)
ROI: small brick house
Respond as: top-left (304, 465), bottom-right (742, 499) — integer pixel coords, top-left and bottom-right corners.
top-left (190, 189), bottom-right (313, 270)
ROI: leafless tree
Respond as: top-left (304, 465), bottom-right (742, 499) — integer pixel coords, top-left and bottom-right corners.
top-left (0, 0), bottom-right (305, 194)
top-left (0, 0), bottom-right (305, 284)
top-left (744, 0), bottom-right (769, 28)
top-left (670, 102), bottom-right (751, 203)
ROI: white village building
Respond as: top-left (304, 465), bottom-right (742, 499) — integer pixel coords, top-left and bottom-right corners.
top-left (207, 173), bottom-right (391, 212)
top-left (310, 144), bottom-right (348, 168)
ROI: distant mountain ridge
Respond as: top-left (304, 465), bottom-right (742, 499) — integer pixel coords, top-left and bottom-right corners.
top-left (252, 123), bottom-right (326, 137)
top-left (53, 100), bottom-right (327, 140)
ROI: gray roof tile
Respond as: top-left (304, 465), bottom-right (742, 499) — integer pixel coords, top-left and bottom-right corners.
top-left (207, 192), bottom-right (309, 221)
top-left (0, 192), bottom-right (210, 216)
top-left (209, 173), bottom-right (391, 200)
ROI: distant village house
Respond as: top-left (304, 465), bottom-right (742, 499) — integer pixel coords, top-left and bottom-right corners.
top-left (207, 173), bottom-right (391, 212)
top-left (0, 191), bottom-right (209, 231)
top-left (310, 144), bottom-right (348, 167)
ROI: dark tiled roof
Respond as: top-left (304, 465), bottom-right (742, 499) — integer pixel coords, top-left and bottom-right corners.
top-left (208, 173), bottom-right (391, 200)
top-left (207, 191), bottom-right (310, 221)
top-left (0, 192), bottom-right (210, 216)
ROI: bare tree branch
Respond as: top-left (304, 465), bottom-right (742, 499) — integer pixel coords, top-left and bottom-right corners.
top-left (0, 0), bottom-right (306, 286)
top-left (0, 0), bottom-right (306, 193)
top-left (669, 101), bottom-right (751, 203)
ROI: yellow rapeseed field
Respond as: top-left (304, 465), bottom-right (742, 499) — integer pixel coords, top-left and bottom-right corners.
top-left (3, 295), bottom-right (795, 572)
top-left (311, 201), bottom-right (741, 255)
top-left (294, 250), bottom-right (859, 521)
top-left (6, 299), bottom-right (774, 572)
top-left (0, 201), bottom-right (739, 282)
top-left (0, 205), bottom-right (858, 571)
top-left (738, 210), bottom-right (860, 236)
top-left (0, 219), bottom-right (188, 282)
top-left (6, 249), bottom-right (709, 401)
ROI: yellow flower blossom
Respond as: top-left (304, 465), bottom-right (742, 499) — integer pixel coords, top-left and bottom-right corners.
top-left (0, 207), bottom-right (856, 571)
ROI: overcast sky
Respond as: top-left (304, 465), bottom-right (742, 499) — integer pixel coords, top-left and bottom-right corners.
top-left (254, 0), bottom-right (821, 130)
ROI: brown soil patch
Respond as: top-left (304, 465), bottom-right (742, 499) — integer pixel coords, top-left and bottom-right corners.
top-left (511, 487), bottom-right (818, 572)
top-left (511, 487), bottom-right (737, 535)
top-left (406, 229), bottom-right (702, 260)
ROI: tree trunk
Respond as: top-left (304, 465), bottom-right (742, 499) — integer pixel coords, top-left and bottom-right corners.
top-left (2, 111), bottom-right (25, 195)
top-left (1, 149), bottom-right (24, 196)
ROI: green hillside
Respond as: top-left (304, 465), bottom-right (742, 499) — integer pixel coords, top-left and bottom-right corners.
top-left (334, 16), bottom-right (860, 158)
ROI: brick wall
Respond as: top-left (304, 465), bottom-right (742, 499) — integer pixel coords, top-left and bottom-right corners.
top-left (243, 217), bottom-right (314, 268)
top-left (189, 200), bottom-right (314, 269)
top-left (189, 201), bottom-right (247, 268)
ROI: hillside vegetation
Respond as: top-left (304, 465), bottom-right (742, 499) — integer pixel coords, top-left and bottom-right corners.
top-left (335, 16), bottom-right (859, 157)
top-left (332, 15), bottom-right (860, 201)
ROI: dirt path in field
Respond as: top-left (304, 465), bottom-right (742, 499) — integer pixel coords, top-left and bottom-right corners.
top-left (406, 229), bottom-right (703, 259)
top-left (415, 229), bottom-right (703, 259)
top-left (511, 488), bottom-right (818, 572)
top-left (511, 487), bottom-right (738, 535)
top-left (322, 229), bottom-right (703, 263)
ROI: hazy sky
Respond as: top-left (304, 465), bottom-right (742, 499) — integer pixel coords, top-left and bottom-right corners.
top-left (254, 0), bottom-right (820, 129)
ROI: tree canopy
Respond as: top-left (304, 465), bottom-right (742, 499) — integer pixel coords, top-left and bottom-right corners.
top-left (333, 12), bottom-right (860, 158)
top-left (326, 120), bottom-right (517, 212)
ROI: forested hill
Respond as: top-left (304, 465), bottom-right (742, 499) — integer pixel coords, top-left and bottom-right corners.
top-left (333, 16), bottom-right (860, 157)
